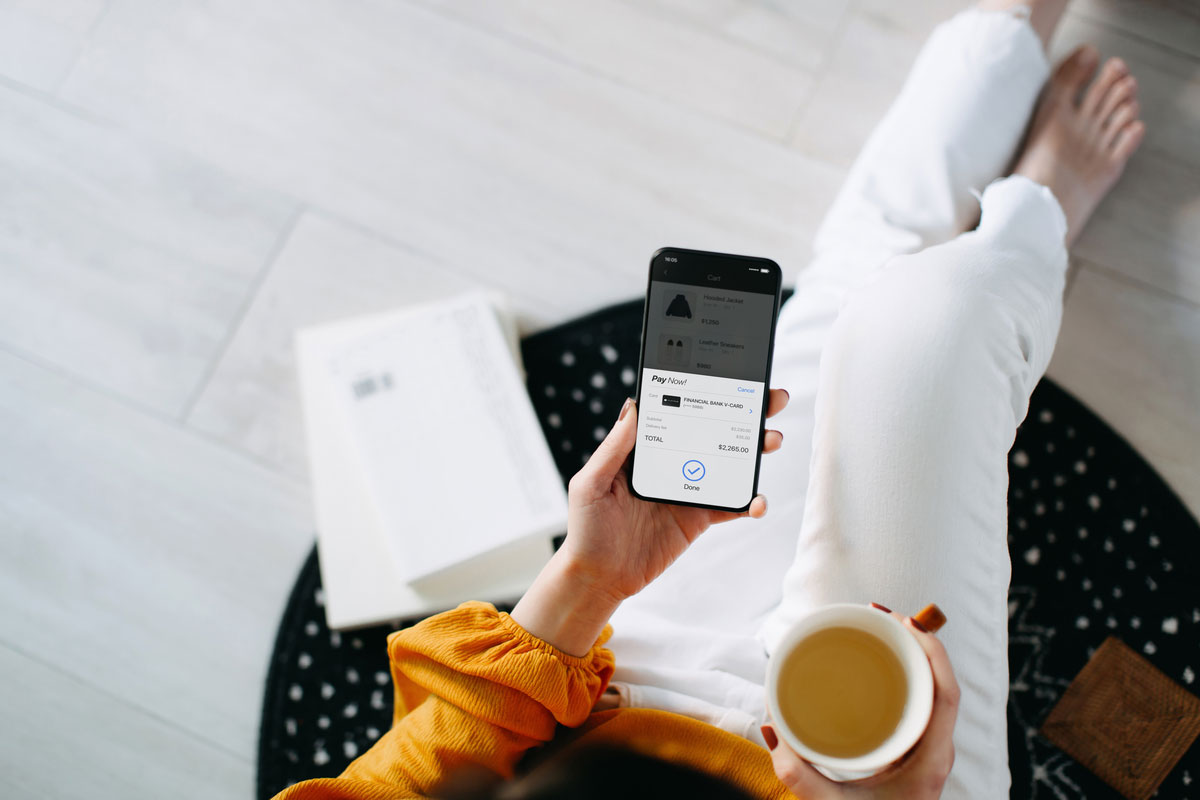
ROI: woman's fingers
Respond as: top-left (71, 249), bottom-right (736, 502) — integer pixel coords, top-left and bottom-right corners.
top-left (765, 725), bottom-right (836, 800)
top-left (766, 388), bottom-right (790, 418)
top-left (701, 494), bottom-right (769, 527)
top-left (748, 494), bottom-right (768, 518)
top-left (866, 604), bottom-right (960, 784)
top-left (763, 429), bottom-right (784, 453)
top-left (902, 614), bottom-right (960, 774)
top-left (571, 399), bottom-right (638, 496)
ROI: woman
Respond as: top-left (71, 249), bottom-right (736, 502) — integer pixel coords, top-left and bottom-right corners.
top-left (276, 0), bottom-right (1143, 796)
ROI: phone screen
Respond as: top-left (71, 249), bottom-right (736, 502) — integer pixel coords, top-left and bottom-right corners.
top-left (630, 248), bottom-right (782, 512)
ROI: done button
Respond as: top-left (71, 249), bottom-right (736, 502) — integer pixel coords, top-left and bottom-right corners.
top-left (682, 460), bottom-right (705, 481)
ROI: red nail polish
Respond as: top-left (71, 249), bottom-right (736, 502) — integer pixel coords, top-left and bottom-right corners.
top-left (909, 616), bottom-right (929, 633)
top-left (870, 602), bottom-right (892, 614)
top-left (761, 725), bottom-right (778, 751)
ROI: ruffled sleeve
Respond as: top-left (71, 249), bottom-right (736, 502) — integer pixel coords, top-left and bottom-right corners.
top-left (273, 601), bottom-right (615, 799)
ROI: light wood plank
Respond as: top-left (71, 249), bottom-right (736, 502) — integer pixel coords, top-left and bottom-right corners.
top-left (786, 9), bottom-right (928, 167)
top-left (417, 0), bottom-right (819, 139)
top-left (0, 85), bottom-right (296, 416)
top-left (417, 0), bottom-right (820, 139)
top-left (0, 350), bottom-right (312, 765)
top-left (186, 211), bottom-right (479, 477)
top-left (855, 0), bottom-right (973, 39)
top-left (637, 0), bottom-right (852, 72)
top-left (1071, 0), bottom-right (1200, 60)
top-left (60, 0), bottom-right (843, 325)
top-left (1046, 264), bottom-right (1200, 521)
top-left (0, 0), bottom-right (106, 91)
top-left (1070, 150), bottom-right (1200, 307)
top-left (0, 644), bottom-right (251, 799)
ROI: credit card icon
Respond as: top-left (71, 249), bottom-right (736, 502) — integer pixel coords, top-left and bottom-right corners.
top-left (662, 395), bottom-right (681, 407)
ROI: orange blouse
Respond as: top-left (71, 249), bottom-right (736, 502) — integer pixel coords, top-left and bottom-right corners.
top-left (272, 601), bottom-right (791, 799)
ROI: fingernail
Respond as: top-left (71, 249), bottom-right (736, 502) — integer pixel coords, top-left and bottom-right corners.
top-left (912, 603), bottom-right (947, 634)
top-left (761, 725), bottom-right (778, 751)
top-left (618, 398), bottom-right (633, 421)
top-left (870, 602), bottom-right (892, 614)
top-left (782, 388), bottom-right (790, 399)
top-left (908, 616), bottom-right (929, 633)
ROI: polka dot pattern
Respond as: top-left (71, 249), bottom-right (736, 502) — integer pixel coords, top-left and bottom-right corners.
top-left (257, 543), bottom-right (515, 797)
top-left (259, 298), bottom-right (1200, 800)
top-left (1006, 380), bottom-right (1199, 800)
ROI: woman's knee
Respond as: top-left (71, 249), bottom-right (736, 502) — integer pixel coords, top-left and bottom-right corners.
top-left (829, 254), bottom-right (1003, 379)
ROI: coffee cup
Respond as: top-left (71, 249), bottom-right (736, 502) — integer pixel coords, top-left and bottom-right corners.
top-left (765, 602), bottom-right (944, 781)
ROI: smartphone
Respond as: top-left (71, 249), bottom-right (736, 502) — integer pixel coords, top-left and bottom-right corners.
top-left (629, 247), bottom-right (783, 512)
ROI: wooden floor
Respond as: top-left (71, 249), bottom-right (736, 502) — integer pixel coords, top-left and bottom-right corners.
top-left (2, 0), bottom-right (1197, 795)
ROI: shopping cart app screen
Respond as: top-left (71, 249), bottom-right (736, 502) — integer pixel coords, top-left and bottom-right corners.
top-left (633, 272), bottom-right (776, 508)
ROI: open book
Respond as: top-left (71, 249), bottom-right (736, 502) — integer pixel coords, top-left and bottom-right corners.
top-left (297, 292), bottom-right (562, 629)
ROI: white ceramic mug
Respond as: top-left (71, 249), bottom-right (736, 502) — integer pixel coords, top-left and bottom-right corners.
top-left (765, 603), bottom-right (937, 782)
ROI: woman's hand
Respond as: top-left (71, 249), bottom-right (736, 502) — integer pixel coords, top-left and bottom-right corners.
top-left (511, 391), bottom-right (789, 656)
top-left (764, 608), bottom-right (961, 799)
top-left (559, 392), bottom-right (789, 602)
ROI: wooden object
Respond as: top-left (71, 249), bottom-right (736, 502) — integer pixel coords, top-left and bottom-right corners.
top-left (1040, 636), bottom-right (1200, 800)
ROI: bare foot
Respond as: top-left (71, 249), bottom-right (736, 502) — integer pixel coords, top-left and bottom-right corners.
top-left (1013, 45), bottom-right (1146, 246)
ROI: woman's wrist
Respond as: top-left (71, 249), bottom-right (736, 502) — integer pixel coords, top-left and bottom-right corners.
top-left (510, 550), bottom-right (623, 658)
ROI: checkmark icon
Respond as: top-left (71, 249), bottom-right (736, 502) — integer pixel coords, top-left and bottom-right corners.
top-left (687, 466), bottom-right (701, 476)
top-left (682, 459), bottom-right (705, 481)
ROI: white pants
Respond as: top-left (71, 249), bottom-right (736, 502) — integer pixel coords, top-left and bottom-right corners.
top-left (605, 7), bottom-right (1067, 799)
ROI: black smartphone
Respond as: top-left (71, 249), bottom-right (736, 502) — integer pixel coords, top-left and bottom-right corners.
top-left (629, 247), bottom-right (783, 512)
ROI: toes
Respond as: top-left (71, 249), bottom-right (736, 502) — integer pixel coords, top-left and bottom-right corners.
top-left (1097, 74), bottom-right (1138, 122)
top-left (1111, 119), bottom-right (1146, 162)
top-left (1052, 45), bottom-right (1099, 98)
top-left (1082, 57), bottom-right (1129, 115)
top-left (1103, 99), bottom-right (1140, 147)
